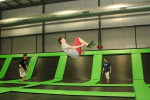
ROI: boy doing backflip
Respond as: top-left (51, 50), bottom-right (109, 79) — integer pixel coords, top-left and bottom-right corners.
top-left (58, 37), bottom-right (95, 58)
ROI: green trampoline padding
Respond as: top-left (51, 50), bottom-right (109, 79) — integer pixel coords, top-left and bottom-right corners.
top-left (0, 57), bottom-right (12, 79)
top-left (25, 56), bottom-right (38, 80)
top-left (135, 93), bottom-right (150, 100)
top-left (131, 53), bottom-right (150, 100)
top-left (0, 48), bottom-right (150, 99)
top-left (21, 83), bottom-right (42, 88)
top-left (83, 55), bottom-right (102, 85)
top-left (53, 56), bottom-right (68, 80)
top-left (0, 87), bottom-right (10, 93)
top-left (0, 54), bottom-right (32, 58)
top-left (10, 88), bottom-right (135, 97)
top-left (131, 54), bottom-right (144, 80)
top-left (40, 55), bottom-right (68, 84)
top-left (94, 49), bottom-right (131, 55)
top-left (133, 80), bottom-right (150, 92)
top-left (40, 82), bottom-right (133, 87)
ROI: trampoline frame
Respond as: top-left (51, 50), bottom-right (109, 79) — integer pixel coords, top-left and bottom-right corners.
top-left (0, 48), bottom-right (150, 100)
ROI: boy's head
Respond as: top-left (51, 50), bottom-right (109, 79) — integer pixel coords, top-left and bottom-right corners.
top-left (104, 58), bottom-right (107, 62)
top-left (58, 37), bottom-right (66, 44)
top-left (23, 53), bottom-right (27, 59)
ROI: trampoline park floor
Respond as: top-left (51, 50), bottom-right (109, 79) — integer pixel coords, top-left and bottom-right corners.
top-left (0, 92), bottom-right (135, 100)
top-left (0, 83), bottom-right (27, 87)
top-left (25, 85), bottom-right (134, 92)
top-left (0, 83), bottom-right (136, 100)
top-left (0, 49), bottom-right (150, 100)
top-left (0, 81), bottom-right (136, 100)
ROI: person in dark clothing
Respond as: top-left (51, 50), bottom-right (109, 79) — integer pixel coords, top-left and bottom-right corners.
top-left (102, 58), bottom-right (111, 84)
top-left (19, 54), bottom-right (29, 86)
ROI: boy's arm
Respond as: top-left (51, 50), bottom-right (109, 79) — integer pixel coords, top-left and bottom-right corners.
top-left (102, 67), bottom-right (105, 73)
top-left (26, 64), bottom-right (28, 71)
top-left (109, 62), bottom-right (111, 73)
top-left (19, 64), bottom-right (25, 72)
top-left (102, 64), bottom-right (105, 74)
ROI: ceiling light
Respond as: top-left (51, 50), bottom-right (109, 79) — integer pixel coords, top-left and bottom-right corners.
top-left (0, 0), bottom-right (5, 1)
top-left (58, 11), bottom-right (78, 15)
top-left (107, 5), bottom-right (126, 9)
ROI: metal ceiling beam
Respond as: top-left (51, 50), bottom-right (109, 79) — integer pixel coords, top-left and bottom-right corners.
top-left (3, 2), bottom-right (13, 8)
top-left (27, 0), bottom-right (35, 5)
top-left (41, 0), bottom-right (45, 4)
top-left (0, 6), bottom-right (3, 10)
top-left (12, 0), bottom-right (23, 6)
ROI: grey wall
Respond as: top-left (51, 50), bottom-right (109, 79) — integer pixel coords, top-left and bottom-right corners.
top-left (2, 5), bottom-right (42, 19)
top-left (101, 14), bottom-right (150, 28)
top-left (66, 30), bottom-right (98, 50)
top-left (136, 26), bottom-right (150, 48)
top-left (1, 38), bottom-right (11, 54)
top-left (12, 36), bottom-right (36, 54)
top-left (45, 19), bottom-right (99, 33)
top-left (1, 24), bottom-right (42, 37)
top-left (37, 35), bottom-right (42, 53)
top-left (44, 33), bottom-right (65, 52)
top-left (101, 27), bottom-right (136, 49)
top-left (1, 0), bottom-right (150, 54)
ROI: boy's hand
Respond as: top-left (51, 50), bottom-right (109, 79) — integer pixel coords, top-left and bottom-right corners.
top-left (27, 68), bottom-right (29, 72)
top-left (81, 43), bottom-right (86, 47)
top-left (81, 51), bottom-right (85, 54)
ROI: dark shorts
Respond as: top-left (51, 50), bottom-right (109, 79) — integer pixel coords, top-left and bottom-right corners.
top-left (73, 37), bottom-right (81, 56)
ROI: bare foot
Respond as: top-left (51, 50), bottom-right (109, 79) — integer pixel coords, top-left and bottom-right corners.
top-left (81, 51), bottom-right (85, 54)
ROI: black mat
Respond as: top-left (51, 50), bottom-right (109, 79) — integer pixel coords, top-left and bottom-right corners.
top-left (0, 58), bottom-right (6, 71)
top-left (26, 85), bottom-right (134, 92)
top-left (0, 92), bottom-right (135, 100)
top-left (56, 79), bottom-right (87, 83)
top-left (98, 55), bottom-right (133, 84)
top-left (141, 53), bottom-right (150, 84)
top-left (56, 56), bottom-right (93, 83)
top-left (26, 57), bottom-right (59, 82)
top-left (0, 83), bottom-right (27, 87)
top-left (2, 58), bottom-right (30, 80)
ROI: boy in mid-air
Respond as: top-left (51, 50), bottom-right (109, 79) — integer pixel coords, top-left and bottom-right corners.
top-left (58, 37), bottom-right (94, 58)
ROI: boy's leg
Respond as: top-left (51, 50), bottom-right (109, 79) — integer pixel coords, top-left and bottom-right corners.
top-left (78, 37), bottom-right (95, 48)
top-left (73, 37), bottom-right (94, 56)
top-left (21, 76), bottom-right (26, 84)
top-left (19, 68), bottom-right (26, 85)
top-left (105, 72), bottom-right (110, 83)
top-left (75, 37), bottom-right (94, 49)
top-left (73, 37), bottom-right (82, 56)
top-left (107, 79), bottom-right (109, 83)
top-left (78, 37), bottom-right (88, 45)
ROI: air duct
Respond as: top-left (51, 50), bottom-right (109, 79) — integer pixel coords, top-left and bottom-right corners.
top-left (1, 1), bottom-right (150, 27)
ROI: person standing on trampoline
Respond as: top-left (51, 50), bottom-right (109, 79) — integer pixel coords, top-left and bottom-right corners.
top-left (19, 53), bottom-right (29, 86)
top-left (102, 58), bottom-right (111, 84)
top-left (58, 37), bottom-right (94, 58)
